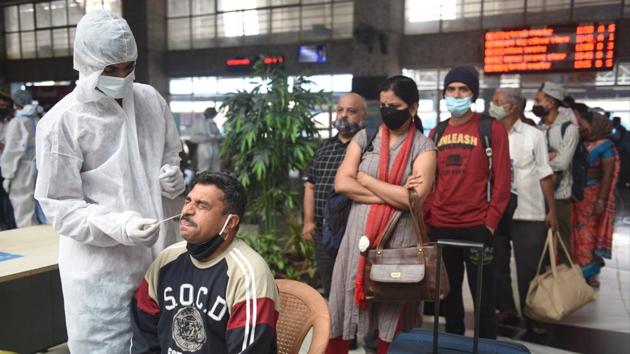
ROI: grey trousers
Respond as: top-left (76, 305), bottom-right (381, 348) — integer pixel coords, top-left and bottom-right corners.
top-left (555, 198), bottom-right (573, 265)
top-left (494, 220), bottom-right (548, 314)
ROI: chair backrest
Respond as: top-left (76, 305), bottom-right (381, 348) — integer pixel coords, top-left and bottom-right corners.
top-left (275, 279), bottom-right (331, 354)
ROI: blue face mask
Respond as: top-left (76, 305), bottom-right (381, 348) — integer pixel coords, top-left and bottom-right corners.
top-left (446, 96), bottom-right (473, 117)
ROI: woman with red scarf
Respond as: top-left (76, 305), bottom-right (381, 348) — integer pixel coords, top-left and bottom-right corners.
top-left (327, 76), bottom-right (437, 354)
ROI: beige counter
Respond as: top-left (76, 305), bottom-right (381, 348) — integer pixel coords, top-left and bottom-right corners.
top-left (0, 225), bottom-right (59, 283)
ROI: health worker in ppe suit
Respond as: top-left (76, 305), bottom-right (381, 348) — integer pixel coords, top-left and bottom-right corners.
top-left (1, 89), bottom-right (40, 227)
top-left (34, 10), bottom-right (185, 354)
top-left (0, 93), bottom-right (17, 230)
top-left (195, 107), bottom-right (223, 172)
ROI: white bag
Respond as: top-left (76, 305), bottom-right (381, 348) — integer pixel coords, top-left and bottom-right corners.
top-left (525, 229), bottom-right (596, 321)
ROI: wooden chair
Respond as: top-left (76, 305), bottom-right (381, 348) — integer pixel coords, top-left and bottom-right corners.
top-left (275, 279), bottom-right (331, 354)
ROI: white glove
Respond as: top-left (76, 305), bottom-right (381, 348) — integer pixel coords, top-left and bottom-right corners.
top-left (124, 217), bottom-right (160, 247)
top-left (160, 164), bottom-right (185, 198)
top-left (2, 179), bottom-right (11, 194)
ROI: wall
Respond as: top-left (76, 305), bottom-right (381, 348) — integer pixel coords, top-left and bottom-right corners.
top-left (166, 40), bottom-right (353, 78)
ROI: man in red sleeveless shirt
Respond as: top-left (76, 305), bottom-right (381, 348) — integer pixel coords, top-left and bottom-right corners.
top-left (425, 66), bottom-right (511, 339)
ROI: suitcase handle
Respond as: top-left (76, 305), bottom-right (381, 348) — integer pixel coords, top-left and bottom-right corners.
top-left (437, 239), bottom-right (484, 250)
top-left (434, 239), bottom-right (485, 354)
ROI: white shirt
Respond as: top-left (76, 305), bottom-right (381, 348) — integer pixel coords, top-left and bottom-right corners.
top-left (538, 107), bottom-right (579, 200)
top-left (509, 119), bottom-right (554, 221)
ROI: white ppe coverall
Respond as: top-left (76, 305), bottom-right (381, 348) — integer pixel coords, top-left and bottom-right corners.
top-left (196, 118), bottom-right (222, 172)
top-left (34, 10), bottom-right (182, 354)
top-left (1, 104), bottom-right (38, 227)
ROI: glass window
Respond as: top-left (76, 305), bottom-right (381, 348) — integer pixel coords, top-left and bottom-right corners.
top-left (499, 74), bottom-right (520, 88)
top-left (170, 77), bottom-right (194, 95)
top-left (4, 6), bottom-right (19, 32)
top-left (37, 29), bottom-right (53, 57)
top-left (271, 6), bottom-right (300, 38)
top-left (594, 70), bottom-right (616, 86)
top-left (525, 0), bottom-right (571, 25)
top-left (483, 0), bottom-right (524, 28)
top-left (332, 1), bottom-right (352, 38)
top-left (572, 0), bottom-right (621, 21)
top-left (168, 0), bottom-right (191, 17)
top-left (271, 0), bottom-right (299, 4)
top-left (21, 31), bottom-right (37, 59)
top-left (331, 74), bottom-right (353, 93)
top-left (217, 77), bottom-right (245, 94)
top-left (51, 0), bottom-right (68, 27)
top-left (192, 15), bottom-right (215, 48)
top-left (192, 0), bottom-right (215, 15)
top-left (4, 0), bottom-right (121, 59)
top-left (441, 0), bottom-right (481, 32)
top-left (36, 2), bottom-right (52, 28)
top-left (243, 9), bottom-right (270, 45)
top-left (5, 33), bottom-right (21, 59)
top-left (218, 0), bottom-right (267, 12)
top-left (168, 18), bottom-right (192, 50)
top-left (169, 0), bottom-right (352, 48)
top-left (301, 4), bottom-right (332, 41)
top-left (192, 77), bottom-right (218, 95)
top-left (52, 28), bottom-right (70, 57)
top-left (617, 62), bottom-right (630, 85)
top-left (405, 1), bottom-right (444, 34)
top-left (19, 4), bottom-right (35, 31)
top-left (68, 0), bottom-right (85, 25)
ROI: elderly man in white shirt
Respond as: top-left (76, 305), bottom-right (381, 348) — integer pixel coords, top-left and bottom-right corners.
top-left (489, 87), bottom-right (558, 333)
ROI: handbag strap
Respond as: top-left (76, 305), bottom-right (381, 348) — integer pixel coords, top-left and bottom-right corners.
top-left (374, 189), bottom-right (428, 250)
top-left (408, 189), bottom-right (430, 245)
top-left (374, 210), bottom-right (403, 250)
top-left (535, 229), bottom-right (575, 277)
top-left (555, 230), bottom-right (576, 268)
top-left (535, 229), bottom-right (554, 277)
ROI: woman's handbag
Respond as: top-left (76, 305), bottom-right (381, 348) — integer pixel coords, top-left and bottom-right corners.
top-left (525, 229), bottom-right (596, 321)
top-left (364, 189), bottom-right (449, 302)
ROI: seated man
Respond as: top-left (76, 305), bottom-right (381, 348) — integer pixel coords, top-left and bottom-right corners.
top-left (130, 172), bottom-right (279, 354)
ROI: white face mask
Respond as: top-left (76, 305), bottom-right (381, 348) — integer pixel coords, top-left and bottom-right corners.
top-left (96, 70), bottom-right (135, 99)
top-left (489, 102), bottom-right (509, 120)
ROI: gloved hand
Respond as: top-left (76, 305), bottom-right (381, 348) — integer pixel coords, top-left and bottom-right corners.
top-left (124, 216), bottom-right (160, 247)
top-left (2, 178), bottom-right (11, 194)
top-left (160, 164), bottom-right (185, 198)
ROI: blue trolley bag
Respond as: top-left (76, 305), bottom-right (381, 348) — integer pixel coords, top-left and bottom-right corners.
top-left (389, 239), bottom-right (531, 354)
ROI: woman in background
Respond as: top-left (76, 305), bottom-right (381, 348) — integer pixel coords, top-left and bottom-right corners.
top-left (572, 111), bottom-right (619, 288)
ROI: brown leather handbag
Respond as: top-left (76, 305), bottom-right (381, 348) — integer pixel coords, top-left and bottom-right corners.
top-left (364, 189), bottom-right (449, 302)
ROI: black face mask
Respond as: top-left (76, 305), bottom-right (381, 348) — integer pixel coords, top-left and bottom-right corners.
top-left (380, 106), bottom-right (410, 130)
top-left (186, 214), bottom-right (233, 261)
top-left (532, 105), bottom-right (549, 118)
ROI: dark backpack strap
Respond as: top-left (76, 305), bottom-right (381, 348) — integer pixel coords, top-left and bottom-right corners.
top-left (560, 121), bottom-right (572, 139)
top-left (432, 119), bottom-right (450, 145)
top-left (478, 115), bottom-right (494, 202)
top-left (362, 125), bottom-right (379, 154)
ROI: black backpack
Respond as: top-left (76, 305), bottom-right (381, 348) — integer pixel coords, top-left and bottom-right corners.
top-left (548, 121), bottom-right (588, 201)
top-left (322, 126), bottom-right (378, 258)
top-left (432, 115), bottom-right (495, 201)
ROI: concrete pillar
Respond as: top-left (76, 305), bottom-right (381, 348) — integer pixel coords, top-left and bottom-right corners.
top-left (350, 0), bottom-right (404, 99)
top-left (123, 0), bottom-right (168, 96)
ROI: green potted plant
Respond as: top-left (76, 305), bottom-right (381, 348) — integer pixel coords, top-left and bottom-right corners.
top-left (220, 58), bottom-right (329, 284)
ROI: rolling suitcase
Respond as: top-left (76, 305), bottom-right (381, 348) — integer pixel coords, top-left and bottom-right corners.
top-left (389, 239), bottom-right (531, 354)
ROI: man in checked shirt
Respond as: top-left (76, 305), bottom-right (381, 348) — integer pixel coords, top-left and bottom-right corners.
top-left (302, 93), bottom-right (368, 297)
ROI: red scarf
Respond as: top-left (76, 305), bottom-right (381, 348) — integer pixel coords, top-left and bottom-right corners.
top-left (354, 123), bottom-right (416, 308)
